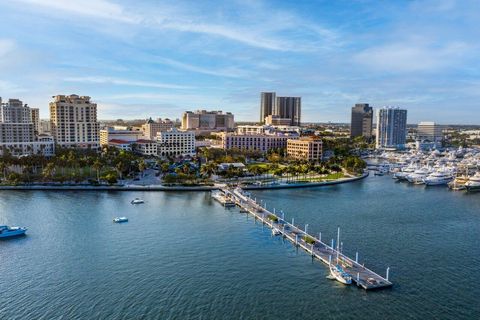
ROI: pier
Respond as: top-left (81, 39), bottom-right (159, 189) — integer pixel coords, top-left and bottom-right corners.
top-left (213, 187), bottom-right (393, 290)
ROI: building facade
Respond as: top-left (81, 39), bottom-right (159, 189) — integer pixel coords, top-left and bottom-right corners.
top-left (181, 110), bottom-right (234, 131)
top-left (260, 92), bottom-right (276, 123)
top-left (287, 138), bottom-right (323, 161)
top-left (100, 127), bottom-right (144, 146)
top-left (265, 115), bottom-right (292, 126)
top-left (30, 108), bottom-right (40, 135)
top-left (275, 96), bottom-right (301, 126)
top-left (375, 107), bottom-right (407, 149)
top-left (49, 94), bottom-right (100, 149)
top-left (417, 122), bottom-right (442, 142)
top-left (0, 98), bottom-right (54, 156)
top-left (156, 128), bottom-right (195, 158)
top-left (350, 103), bottom-right (373, 139)
top-left (141, 118), bottom-right (174, 140)
top-left (221, 132), bottom-right (299, 153)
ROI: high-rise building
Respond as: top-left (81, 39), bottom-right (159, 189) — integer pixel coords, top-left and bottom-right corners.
top-left (275, 96), bottom-right (301, 126)
top-left (417, 122), bottom-right (442, 142)
top-left (0, 98), bottom-right (54, 156)
top-left (0, 98), bottom-right (35, 144)
top-left (375, 107), bottom-right (407, 149)
top-left (49, 94), bottom-right (100, 149)
top-left (141, 118), bottom-right (174, 140)
top-left (260, 92), bottom-right (276, 123)
top-left (30, 108), bottom-right (40, 135)
top-left (181, 110), bottom-right (234, 131)
top-left (350, 103), bottom-right (373, 139)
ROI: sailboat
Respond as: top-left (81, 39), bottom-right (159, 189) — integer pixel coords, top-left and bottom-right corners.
top-left (328, 227), bottom-right (352, 285)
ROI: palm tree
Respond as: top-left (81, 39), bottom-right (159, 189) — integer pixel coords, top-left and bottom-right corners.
top-left (93, 159), bottom-right (102, 182)
top-left (138, 159), bottom-right (146, 177)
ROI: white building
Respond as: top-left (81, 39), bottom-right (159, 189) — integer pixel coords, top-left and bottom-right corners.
top-left (49, 94), bottom-right (100, 149)
top-left (100, 127), bottom-right (145, 146)
top-left (376, 107), bottom-right (407, 149)
top-left (156, 128), bottom-right (195, 158)
top-left (221, 132), bottom-right (299, 153)
top-left (236, 125), bottom-right (300, 135)
top-left (133, 139), bottom-right (158, 156)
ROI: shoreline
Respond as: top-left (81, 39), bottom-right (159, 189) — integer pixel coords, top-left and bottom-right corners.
top-left (0, 172), bottom-right (369, 192)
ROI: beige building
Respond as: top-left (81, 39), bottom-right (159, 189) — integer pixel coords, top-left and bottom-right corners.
top-left (265, 115), bottom-right (292, 126)
top-left (30, 108), bottom-right (40, 135)
top-left (49, 94), bottom-right (100, 149)
top-left (221, 132), bottom-right (298, 153)
top-left (417, 122), bottom-right (442, 142)
top-left (287, 138), bottom-right (323, 161)
top-left (141, 118), bottom-right (174, 140)
top-left (182, 110), bottom-right (234, 131)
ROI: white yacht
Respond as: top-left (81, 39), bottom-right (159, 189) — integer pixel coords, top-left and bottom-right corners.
top-left (465, 172), bottom-right (480, 192)
top-left (423, 170), bottom-right (454, 186)
top-left (131, 198), bottom-right (144, 204)
top-left (406, 167), bottom-right (431, 184)
top-left (113, 217), bottom-right (128, 223)
top-left (329, 264), bottom-right (352, 285)
top-left (393, 164), bottom-right (417, 181)
top-left (0, 225), bottom-right (27, 238)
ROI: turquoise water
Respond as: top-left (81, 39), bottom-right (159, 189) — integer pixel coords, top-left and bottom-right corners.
top-left (1, 176), bottom-right (479, 319)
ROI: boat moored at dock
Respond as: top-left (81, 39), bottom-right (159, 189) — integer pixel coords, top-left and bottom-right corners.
top-left (465, 172), bottom-right (480, 192)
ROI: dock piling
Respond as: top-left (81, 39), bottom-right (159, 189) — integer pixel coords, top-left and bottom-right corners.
top-left (386, 267), bottom-right (390, 281)
top-left (355, 252), bottom-right (358, 263)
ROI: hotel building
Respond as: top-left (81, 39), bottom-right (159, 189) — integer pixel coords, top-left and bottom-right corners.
top-left (49, 94), bottom-right (100, 149)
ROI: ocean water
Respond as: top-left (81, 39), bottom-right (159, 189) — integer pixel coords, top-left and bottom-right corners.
top-left (1, 176), bottom-right (479, 319)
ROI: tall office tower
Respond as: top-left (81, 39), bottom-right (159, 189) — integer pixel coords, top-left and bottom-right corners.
top-left (0, 98), bottom-right (35, 144)
top-left (49, 94), bottom-right (100, 149)
top-left (260, 92), bottom-right (276, 123)
top-left (350, 103), bottom-right (373, 139)
top-left (375, 107), bottom-right (407, 149)
top-left (417, 122), bottom-right (442, 142)
top-left (275, 96), bottom-right (301, 126)
top-left (30, 108), bottom-right (40, 135)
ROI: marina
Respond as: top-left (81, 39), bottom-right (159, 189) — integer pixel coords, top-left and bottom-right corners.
top-left (213, 187), bottom-right (392, 290)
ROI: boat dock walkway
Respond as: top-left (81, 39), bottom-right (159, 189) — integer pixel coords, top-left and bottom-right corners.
top-left (214, 187), bottom-right (392, 290)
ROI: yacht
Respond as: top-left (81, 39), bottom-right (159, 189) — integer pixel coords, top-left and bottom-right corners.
top-left (329, 264), bottom-right (352, 285)
top-left (0, 225), bottom-right (27, 238)
top-left (465, 172), bottom-right (480, 192)
top-left (113, 217), bottom-right (128, 223)
top-left (448, 174), bottom-right (470, 191)
top-left (423, 170), bottom-right (454, 186)
top-left (393, 164), bottom-right (416, 181)
top-left (131, 198), bottom-right (144, 204)
top-left (406, 167), bottom-right (431, 184)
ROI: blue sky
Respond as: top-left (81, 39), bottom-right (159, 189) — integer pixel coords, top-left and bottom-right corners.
top-left (0, 0), bottom-right (479, 123)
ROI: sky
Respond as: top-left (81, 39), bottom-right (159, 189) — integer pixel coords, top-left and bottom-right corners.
top-left (0, 0), bottom-right (479, 124)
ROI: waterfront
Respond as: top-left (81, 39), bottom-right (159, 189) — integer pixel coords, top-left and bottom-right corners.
top-left (1, 176), bottom-right (479, 319)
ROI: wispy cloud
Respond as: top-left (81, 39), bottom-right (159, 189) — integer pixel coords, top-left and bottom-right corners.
top-left (154, 57), bottom-right (250, 78)
top-left (64, 76), bottom-right (192, 90)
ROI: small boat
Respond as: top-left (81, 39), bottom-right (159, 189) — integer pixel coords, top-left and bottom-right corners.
top-left (0, 225), bottom-right (27, 238)
top-left (329, 264), bottom-right (352, 285)
top-left (113, 217), bottom-right (128, 223)
top-left (272, 228), bottom-right (281, 236)
top-left (131, 198), bottom-right (144, 204)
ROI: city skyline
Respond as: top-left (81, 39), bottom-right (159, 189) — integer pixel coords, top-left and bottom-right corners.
top-left (1, 0), bottom-right (479, 123)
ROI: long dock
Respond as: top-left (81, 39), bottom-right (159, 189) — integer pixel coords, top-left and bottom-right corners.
top-left (214, 187), bottom-right (392, 290)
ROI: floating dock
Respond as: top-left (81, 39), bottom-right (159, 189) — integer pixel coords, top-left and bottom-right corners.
top-left (216, 187), bottom-right (393, 290)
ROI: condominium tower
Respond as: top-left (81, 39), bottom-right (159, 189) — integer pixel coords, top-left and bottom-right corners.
top-left (350, 103), bottom-right (373, 139)
top-left (375, 107), bottom-right (407, 149)
top-left (260, 92), bottom-right (276, 123)
top-left (275, 96), bottom-right (301, 126)
top-left (49, 94), bottom-right (100, 149)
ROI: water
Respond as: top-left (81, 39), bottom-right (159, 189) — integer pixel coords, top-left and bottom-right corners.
top-left (1, 176), bottom-right (479, 319)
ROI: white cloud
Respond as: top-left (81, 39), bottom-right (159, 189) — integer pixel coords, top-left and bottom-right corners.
top-left (64, 76), bottom-right (192, 90)
top-left (354, 41), bottom-right (470, 73)
top-left (13, 0), bottom-right (139, 23)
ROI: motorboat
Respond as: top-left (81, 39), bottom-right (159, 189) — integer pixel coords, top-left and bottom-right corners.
top-left (0, 225), bottom-right (27, 238)
top-left (406, 167), bottom-right (431, 184)
top-left (448, 174), bottom-right (470, 191)
top-left (329, 264), bottom-right (352, 285)
top-left (423, 170), bottom-right (454, 186)
top-left (272, 228), bottom-right (281, 236)
top-left (113, 217), bottom-right (128, 223)
top-left (465, 172), bottom-right (480, 192)
top-left (393, 164), bottom-right (417, 181)
top-left (131, 198), bottom-right (144, 204)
